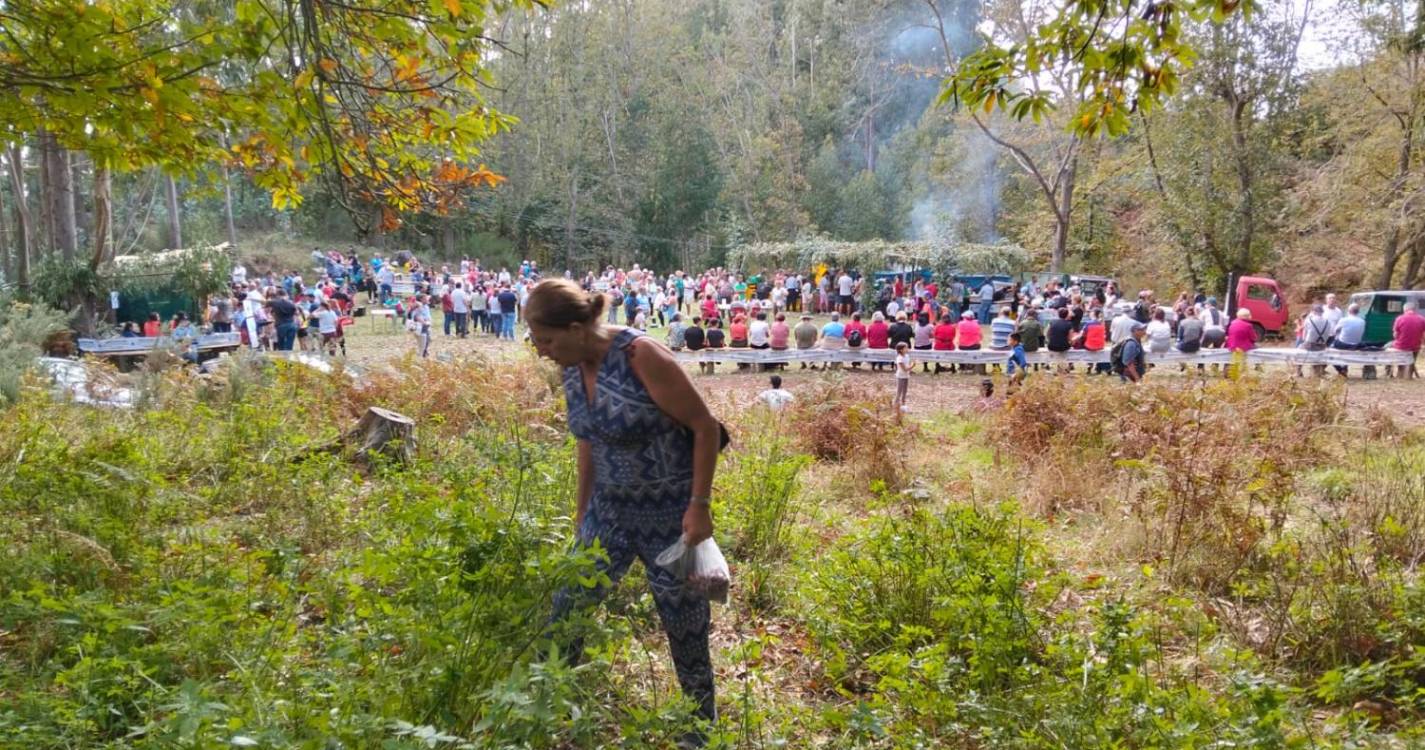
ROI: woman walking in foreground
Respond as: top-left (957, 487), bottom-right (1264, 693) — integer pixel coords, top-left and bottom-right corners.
top-left (525, 279), bottom-right (721, 743)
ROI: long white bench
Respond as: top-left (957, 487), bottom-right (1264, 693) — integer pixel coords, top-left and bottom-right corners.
top-left (77, 332), bottom-right (243, 357)
top-left (671, 347), bottom-right (1414, 369)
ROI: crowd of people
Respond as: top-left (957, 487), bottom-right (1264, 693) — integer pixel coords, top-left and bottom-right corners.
top-left (636, 269), bottom-right (1423, 384)
top-left (111, 254), bottom-right (1425, 380)
top-left (116, 249), bottom-right (544, 359)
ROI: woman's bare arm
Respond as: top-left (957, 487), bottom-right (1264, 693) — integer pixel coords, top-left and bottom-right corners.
top-left (626, 337), bottom-right (719, 543)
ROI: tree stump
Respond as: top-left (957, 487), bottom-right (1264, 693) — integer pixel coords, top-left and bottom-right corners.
top-left (345, 406), bottom-right (415, 465)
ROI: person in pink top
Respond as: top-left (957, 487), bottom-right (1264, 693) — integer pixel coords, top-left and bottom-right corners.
top-left (956, 310), bottom-right (982, 350)
top-left (866, 311), bottom-right (891, 371)
top-left (1225, 307), bottom-right (1258, 379)
top-left (769, 312), bottom-right (791, 350)
top-left (1225, 307), bottom-right (1258, 352)
top-left (1392, 301), bottom-right (1424, 379)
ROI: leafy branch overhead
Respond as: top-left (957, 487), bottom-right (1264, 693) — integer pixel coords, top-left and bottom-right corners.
top-left (0, 0), bottom-right (526, 231)
top-left (941, 0), bottom-right (1252, 136)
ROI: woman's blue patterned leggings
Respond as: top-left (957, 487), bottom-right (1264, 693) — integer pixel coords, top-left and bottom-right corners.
top-left (551, 501), bottom-right (716, 723)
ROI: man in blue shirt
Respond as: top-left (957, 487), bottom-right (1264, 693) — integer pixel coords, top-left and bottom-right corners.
top-left (1331, 302), bottom-right (1367, 376)
top-left (977, 281), bottom-right (996, 324)
top-left (497, 285), bottom-right (519, 340)
top-left (1006, 331), bottom-right (1028, 386)
top-left (1119, 322), bottom-right (1147, 383)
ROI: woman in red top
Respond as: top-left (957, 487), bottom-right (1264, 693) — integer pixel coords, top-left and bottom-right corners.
top-left (769, 312), bottom-right (791, 350)
top-left (932, 312), bottom-right (958, 373)
top-left (142, 312), bottom-right (162, 338)
top-left (729, 314), bottom-right (749, 347)
top-left (866, 311), bottom-right (891, 371)
top-left (1077, 314), bottom-right (1106, 351)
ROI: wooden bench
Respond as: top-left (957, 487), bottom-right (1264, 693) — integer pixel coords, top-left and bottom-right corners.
top-left (78, 332), bottom-right (243, 357)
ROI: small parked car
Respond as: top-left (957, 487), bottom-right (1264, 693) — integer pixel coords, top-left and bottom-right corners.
top-left (1347, 290), bottom-right (1425, 346)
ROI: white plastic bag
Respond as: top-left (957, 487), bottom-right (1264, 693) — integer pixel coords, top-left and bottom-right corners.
top-left (654, 535), bottom-right (731, 603)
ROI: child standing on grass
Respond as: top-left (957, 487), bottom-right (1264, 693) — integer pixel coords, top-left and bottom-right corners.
top-left (894, 342), bottom-right (911, 411)
top-left (1006, 331), bottom-right (1028, 387)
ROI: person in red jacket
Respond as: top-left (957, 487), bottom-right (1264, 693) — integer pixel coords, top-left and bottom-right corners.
top-left (866, 311), bottom-right (891, 371)
top-left (932, 312), bottom-right (958, 373)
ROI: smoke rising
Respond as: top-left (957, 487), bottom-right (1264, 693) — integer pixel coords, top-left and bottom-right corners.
top-left (862, 1), bottom-right (1002, 245)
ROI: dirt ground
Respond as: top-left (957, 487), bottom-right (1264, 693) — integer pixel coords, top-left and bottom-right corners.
top-left (338, 321), bottom-right (1425, 428)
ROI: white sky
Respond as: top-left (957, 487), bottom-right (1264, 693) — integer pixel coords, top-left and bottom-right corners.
top-left (1297, 0), bottom-right (1355, 71)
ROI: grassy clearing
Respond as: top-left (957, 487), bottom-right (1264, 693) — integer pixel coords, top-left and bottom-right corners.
top-left (2, 352), bottom-right (1423, 748)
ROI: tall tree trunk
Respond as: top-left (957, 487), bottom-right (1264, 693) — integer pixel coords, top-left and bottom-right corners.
top-left (37, 134), bottom-right (54, 256)
top-left (91, 165), bottom-right (112, 270)
top-left (164, 173), bottom-right (182, 249)
top-left (222, 165), bottom-right (238, 247)
top-left (48, 142), bottom-right (77, 262)
top-left (442, 223), bottom-right (456, 256)
top-left (1402, 232), bottom-right (1425, 289)
top-left (0, 168), bottom-right (11, 285)
top-left (1051, 154), bottom-right (1078, 273)
top-left (5, 145), bottom-right (32, 291)
top-left (71, 151), bottom-right (89, 251)
top-left (220, 133), bottom-right (238, 247)
top-left (1229, 97), bottom-right (1255, 272)
top-left (1377, 123), bottom-right (1417, 287)
top-left (564, 170), bottom-right (579, 268)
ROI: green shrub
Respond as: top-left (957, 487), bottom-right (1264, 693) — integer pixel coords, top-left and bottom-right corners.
top-left (716, 419), bottom-right (813, 612)
top-left (803, 502), bottom-right (1043, 691)
top-left (0, 360), bottom-right (645, 749)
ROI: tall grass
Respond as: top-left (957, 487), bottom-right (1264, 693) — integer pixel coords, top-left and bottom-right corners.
top-left (717, 413), bottom-right (812, 612)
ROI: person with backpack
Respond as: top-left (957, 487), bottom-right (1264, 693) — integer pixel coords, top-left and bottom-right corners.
top-left (845, 311), bottom-right (868, 369)
top-left (1199, 297), bottom-right (1227, 349)
top-left (1301, 303), bottom-right (1333, 377)
top-left (1132, 291), bottom-right (1151, 322)
top-left (1114, 322), bottom-right (1147, 383)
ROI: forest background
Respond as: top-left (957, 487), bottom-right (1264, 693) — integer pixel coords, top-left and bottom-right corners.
top-left (3, 0), bottom-right (1425, 304)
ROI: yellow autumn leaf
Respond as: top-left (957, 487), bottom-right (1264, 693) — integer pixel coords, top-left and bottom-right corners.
top-left (294, 69), bottom-right (314, 89)
top-left (443, 0), bottom-right (462, 16)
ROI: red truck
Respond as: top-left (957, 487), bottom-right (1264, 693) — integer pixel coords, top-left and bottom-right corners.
top-left (1227, 275), bottom-right (1290, 339)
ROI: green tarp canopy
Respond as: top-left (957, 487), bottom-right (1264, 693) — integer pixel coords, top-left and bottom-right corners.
top-left (726, 239), bottom-right (1033, 276)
